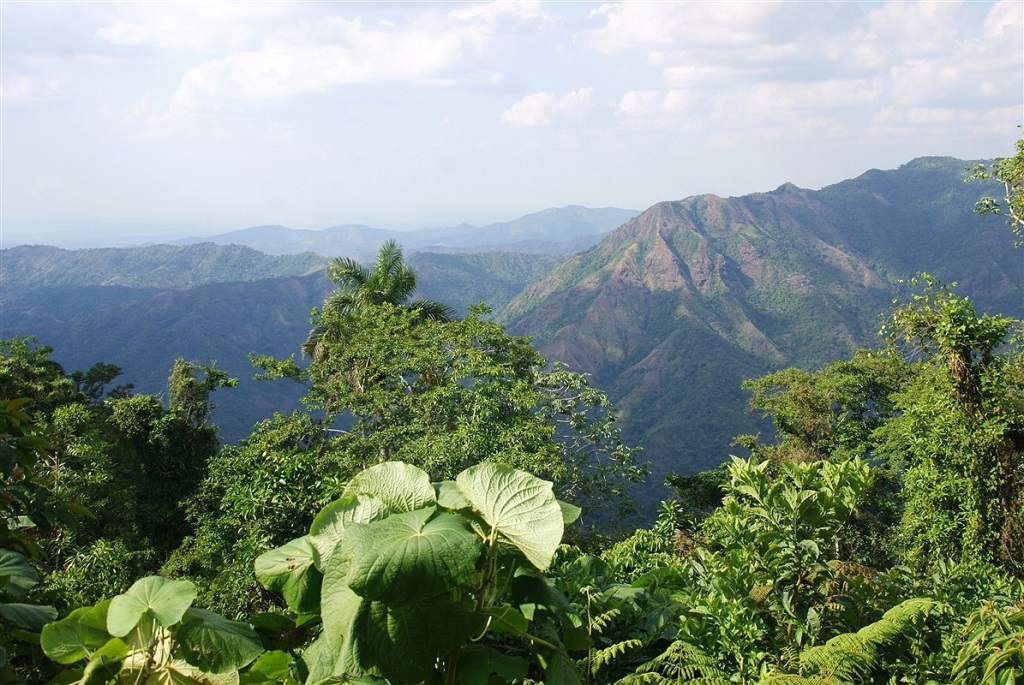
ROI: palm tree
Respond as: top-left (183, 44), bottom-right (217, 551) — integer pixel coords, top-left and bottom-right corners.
top-left (303, 240), bottom-right (455, 361)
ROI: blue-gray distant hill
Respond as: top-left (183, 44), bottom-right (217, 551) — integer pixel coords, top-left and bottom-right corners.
top-left (171, 206), bottom-right (640, 257)
top-left (1, 243), bottom-right (561, 442)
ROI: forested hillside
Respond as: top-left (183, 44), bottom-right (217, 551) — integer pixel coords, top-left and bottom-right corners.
top-left (505, 156), bottom-right (1021, 485)
top-left (3, 135), bottom-right (1024, 682)
top-left (1, 247), bottom-right (562, 442)
top-left (3, 157), bottom-right (1019, 502)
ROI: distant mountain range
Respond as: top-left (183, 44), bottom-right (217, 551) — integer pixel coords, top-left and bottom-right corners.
top-left (2, 159), bottom-right (1018, 514)
top-left (170, 206), bottom-right (640, 257)
top-left (503, 157), bottom-right (1020, 491)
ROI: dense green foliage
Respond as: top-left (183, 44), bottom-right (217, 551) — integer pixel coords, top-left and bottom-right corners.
top-left (0, 338), bottom-right (235, 611)
top-left (166, 261), bottom-right (644, 617)
top-left (7, 143), bottom-right (1024, 683)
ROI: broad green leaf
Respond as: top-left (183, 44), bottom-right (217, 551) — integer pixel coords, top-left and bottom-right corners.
top-left (308, 494), bottom-right (389, 571)
top-left (241, 650), bottom-right (294, 684)
top-left (457, 644), bottom-right (529, 683)
top-left (558, 500), bottom-right (582, 526)
top-left (0, 602), bottom-right (57, 631)
top-left (318, 545), bottom-right (364, 672)
top-left (344, 508), bottom-right (482, 603)
top-left (254, 536), bottom-right (323, 615)
top-left (41, 602), bottom-right (112, 664)
top-left (434, 480), bottom-right (471, 510)
top-left (106, 576), bottom-right (196, 637)
top-left (0, 550), bottom-right (38, 597)
top-left (357, 597), bottom-right (480, 685)
top-left (487, 605), bottom-right (530, 637)
top-left (80, 638), bottom-right (129, 685)
top-left (247, 613), bottom-right (294, 632)
top-left (161, 659), bottom-right (240, 684)
top-left (342, 462), bottom-right (435, 513)
top-left (300, 635), bottom-right (339, 685)
top-left (512, 573), bottom-right (589, 650)
top-left (177, 608), bottom-right (264, 674)
top-left (456, 462), bottom-right (564, 570)
top-left (81, 655), bottom-right (124, 685)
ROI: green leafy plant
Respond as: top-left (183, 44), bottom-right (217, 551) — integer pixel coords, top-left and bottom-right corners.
top-left (40, 575), bottom-right (264, 684)
top-left (0, 548), bottom-right (58, 683)
top-left (968, 128), bottom-right (1024, 244)
top-left (255, 460), bottom-right (587, 684)
top-left (951, 602), bottom-right (1024, 684)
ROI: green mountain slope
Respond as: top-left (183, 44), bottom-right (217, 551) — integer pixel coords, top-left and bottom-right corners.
top-left (1, 243), bottom-right (327, 297)
top-left (3, 157), bottom-right (1018, 513)
top-left (1, 249), bottom-right (563, 442)
top-left (503, 157), bottom-right (1020, 493)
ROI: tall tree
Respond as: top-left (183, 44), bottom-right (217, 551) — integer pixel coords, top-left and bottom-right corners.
top-left (302, 240), bottom-right (455, 361)
top-left (878, 274), bottom-right (1024, 574)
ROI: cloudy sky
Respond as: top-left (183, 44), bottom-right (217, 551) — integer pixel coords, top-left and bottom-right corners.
top-left (2, 1), bottom-right (1022, 247)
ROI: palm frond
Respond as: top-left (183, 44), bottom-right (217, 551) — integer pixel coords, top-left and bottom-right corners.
top-left (408, 299), bottom-right (457, 322)
top-left (327, 256), bottom-right (370, 291)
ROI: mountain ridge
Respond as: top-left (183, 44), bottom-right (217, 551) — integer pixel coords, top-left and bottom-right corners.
top-left (169, 205), bottom-right (639, 257)
top-left (503, 156), bottom-right (1015, 489)
top-left (2, 156), bottom-right (1016, 514)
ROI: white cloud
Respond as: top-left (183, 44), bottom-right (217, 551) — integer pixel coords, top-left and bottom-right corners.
top-left (448, 0), bottom-right (548, 28)
top-left (585, 0), bottom-right (1021, 144)
top-left (587, 1), bottom-right (783, 53)
top-left (95, 2), bottom-right (292, 52)
top-left (158, 2), bottom-right (550, 116)
top-left (500, 88), bottom-right (594, 127)
top-left (614, 90), bottom-right (660, 119)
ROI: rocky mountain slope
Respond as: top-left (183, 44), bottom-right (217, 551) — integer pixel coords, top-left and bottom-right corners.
top-left (504, 157), bottom-right (1020, 487)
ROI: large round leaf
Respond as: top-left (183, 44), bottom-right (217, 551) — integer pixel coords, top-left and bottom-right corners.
top-left (176, 608), bottom-right (264, 674)
top-left (344, 507), bottom-right (482, 603)
top-left (456, 463), bottom-right (564, 570)
top-left (319, 544), bottom-right (364, 674)
top-left (106, 576), bottom-right (196, 637)
top-left (254, 536), bottom-right (322, 614)
top-left (357, 597), bottom-right (481, 684)
top-left (342, 462), bottom-right (435, 513)
top-left (41, 602), bottom-right (111, 664)
top-left (434, 480), bottom-right (471, 510)
top-left (308, 494), bottom-right (389, 571)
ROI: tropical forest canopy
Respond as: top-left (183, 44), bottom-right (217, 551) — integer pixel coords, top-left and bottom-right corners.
top-left (1, 135), bottom-right (1023, 683)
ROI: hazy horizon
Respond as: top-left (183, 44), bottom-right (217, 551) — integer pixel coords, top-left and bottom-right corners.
top-left (3, 1), bottom-right (1021, 249)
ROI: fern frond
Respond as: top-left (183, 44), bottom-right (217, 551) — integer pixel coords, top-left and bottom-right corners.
top-left (588, 606), bottom-right (623, 632)
top-left (619, 640), bottom-right (730, 685)
top-left (583, 638), bottom-right (643, 675)
top-left (795, 597), bottom-right (939, 683)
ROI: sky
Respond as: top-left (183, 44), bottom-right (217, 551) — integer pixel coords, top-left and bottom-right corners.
top-left (2, 1), bottom-right (1022, 248)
